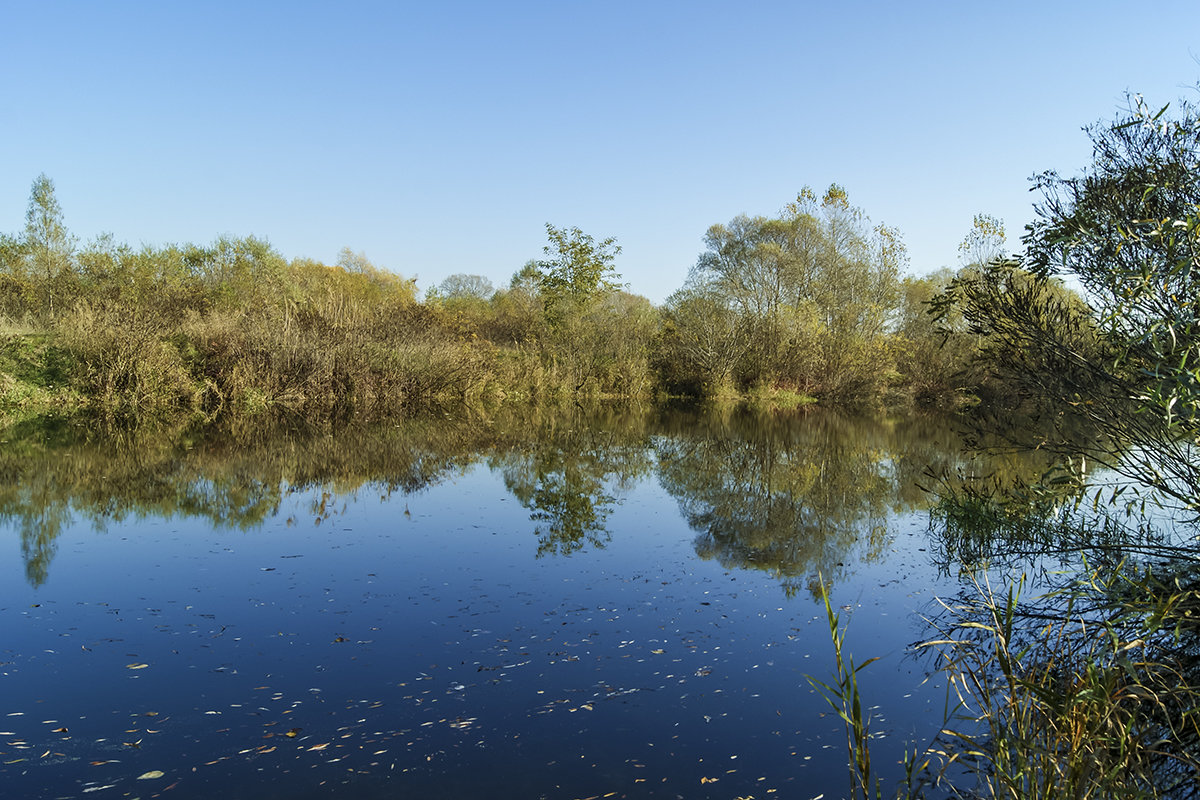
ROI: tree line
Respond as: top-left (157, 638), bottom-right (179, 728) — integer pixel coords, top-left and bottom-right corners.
top-left (0, 177), bottom-right (1011, 422)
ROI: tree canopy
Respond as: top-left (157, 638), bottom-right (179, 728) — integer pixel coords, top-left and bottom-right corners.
top-left (659, 185), bottom-right (904, 402)
top-left (24, 173), bottom-right (74, 318)
top-left (945, 91), bottom-right (1200, 513)
top-left (533, 223), bottom-right (622, 310)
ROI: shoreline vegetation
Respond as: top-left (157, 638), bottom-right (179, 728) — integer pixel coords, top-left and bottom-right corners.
top-left (2, 179), bottom-right (997, 427)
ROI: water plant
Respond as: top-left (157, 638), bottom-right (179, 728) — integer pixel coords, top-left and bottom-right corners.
top-left (917, 560), bottom-right (1200, 799)
top-left (808, 575), bottom-right (883, 800)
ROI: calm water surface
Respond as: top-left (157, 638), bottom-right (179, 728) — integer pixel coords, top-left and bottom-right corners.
top-left (0, 407), bottom-right (992, 799)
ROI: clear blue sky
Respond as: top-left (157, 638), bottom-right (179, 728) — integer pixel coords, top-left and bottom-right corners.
top-left (3, 1), bottom-right (1198, 302)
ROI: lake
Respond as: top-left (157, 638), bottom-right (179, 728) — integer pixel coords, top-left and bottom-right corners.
top-left (0, 405), bottom-right (1003, 799)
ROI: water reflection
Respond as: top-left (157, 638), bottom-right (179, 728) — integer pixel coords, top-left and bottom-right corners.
top-left (492, 410), bottom-right (653, 556)
top-left (655, 409), bottom-right (982, 596)
top-left (1, 406), bottom-right (1037, 588)
top-left (0, 413), bottom-right (510, 585)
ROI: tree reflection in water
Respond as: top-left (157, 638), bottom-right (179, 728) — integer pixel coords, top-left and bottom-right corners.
top-left (0, 413), bottom-right (512, 585)
top-left (493, 409), bottom-right (653, 556)
top-left (655, 408), bottom-right (978, 596)
top-left (0, 405), bottom-right (1046, 588)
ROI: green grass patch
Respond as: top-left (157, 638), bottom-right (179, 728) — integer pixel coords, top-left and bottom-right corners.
top-left (743, 383), bottom-right (818, 409)
top-left (0, 329), bottom-right (85, 423)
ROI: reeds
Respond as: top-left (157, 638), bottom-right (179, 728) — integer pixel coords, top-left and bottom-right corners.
top-left (808, 576), bottom-right (883, 800)
top-left (813, 548), bottom-right (1200, 800)
top-left (918, 564), bottom-right (1200, 799)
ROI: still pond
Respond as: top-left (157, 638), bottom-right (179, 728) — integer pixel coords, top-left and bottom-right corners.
top-left (0, 406), bottom-right (1018, 799)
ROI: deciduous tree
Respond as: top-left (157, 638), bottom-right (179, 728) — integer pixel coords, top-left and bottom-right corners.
top-left (436, 273), bottom-right (494, 301)
top-left (945, 91), bottom-right (1200, 512)
top-left (24, 174), bottom-right (74, 318)
top-left (675, 185), bottom-right (902, 401)
top-left (534, 223), bottom-right (622, 314)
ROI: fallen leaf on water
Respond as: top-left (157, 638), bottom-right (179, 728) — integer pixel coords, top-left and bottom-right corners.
top-left (126, 663), bottom-right (149, 670)
top-left (137, 770), bottom-right (165, 780)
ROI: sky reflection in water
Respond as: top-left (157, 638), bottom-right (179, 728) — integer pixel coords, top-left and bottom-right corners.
top-left (0, 408), bottom-right (976, 799)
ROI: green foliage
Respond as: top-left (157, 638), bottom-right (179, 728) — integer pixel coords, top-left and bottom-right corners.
top-left (655, 283), bottom-right (751, 395)
top-left (936, 260), bottom-right (1099, 425)
top-left (893, 269), bottom-right (978, 407)
top-left (0, 175), bottom-right (986, 418)
top-left (23, 174), bottom-right (75, 319)
top-left (0, 180), bottom-right (490, 420)
top-left (1024, 94), bottom-right (1200, 512)
top-left (918, 563), bottom-right (1200, 800)
top-left (538, 290), bottom-right (657, 397)
top-left (529, 223), bottom-right (626, 351)
top-left (663, 185), bottom-right (904, 404)
top-left (958, 213), bottom-right (1007, 268)
top-left (480, 227), bottom-right (654, 399)
top-left (0, 330), bottom-right (83, 422)
top-left (917, 88), bottom-right (1200, 800)
top-left (427, 274), bottom-right (499, 345)
top-left (482, 272), bottom-right (547, 345)
top-left (944, 91), bottom-right (1200, 514)
top-left (533, 223), bottom-right (622, 311)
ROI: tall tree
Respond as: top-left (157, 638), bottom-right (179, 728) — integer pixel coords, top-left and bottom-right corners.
top-left (24, 173), bottom-right (74, 318)
top-left (680, 185), bottom-right (902, 399)
top-left (957, 213), bottom-right (1007, 268)
top-left (534, 223), bottom-right (622, 311)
